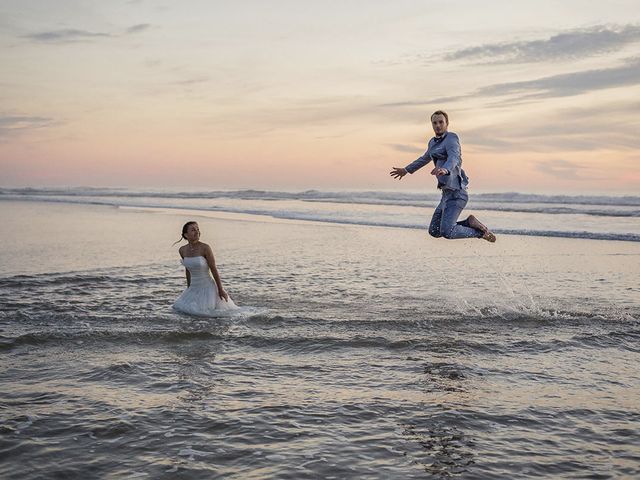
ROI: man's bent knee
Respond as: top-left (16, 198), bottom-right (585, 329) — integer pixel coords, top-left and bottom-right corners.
top-left (441, 225), bottom-right (456, 239)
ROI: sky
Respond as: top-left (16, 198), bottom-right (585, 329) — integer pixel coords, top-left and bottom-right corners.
top-left (1, 0), bottom-right (639, 193)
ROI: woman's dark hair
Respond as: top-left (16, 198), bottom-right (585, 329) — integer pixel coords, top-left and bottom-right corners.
top-left (173, 221), bottom-right (198, 246)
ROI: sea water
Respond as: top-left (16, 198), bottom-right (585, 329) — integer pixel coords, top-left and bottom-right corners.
top-left (0, 194), bottom-right (639, 479)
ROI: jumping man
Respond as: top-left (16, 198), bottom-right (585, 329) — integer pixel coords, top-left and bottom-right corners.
top-left (390, 110), bottom-right (496, 242)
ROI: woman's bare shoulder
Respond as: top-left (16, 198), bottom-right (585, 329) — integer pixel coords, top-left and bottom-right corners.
top-left (199, 242), bottom-right (215, 259)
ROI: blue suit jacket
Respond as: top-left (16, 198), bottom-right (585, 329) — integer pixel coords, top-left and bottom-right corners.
top-left (404, 132), bottom-right (469, 191)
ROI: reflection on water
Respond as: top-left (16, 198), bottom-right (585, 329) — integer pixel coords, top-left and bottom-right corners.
top-left (423, 361), bottom-right (471, 393)
top-left (401, 421), bottom-right (475, 478)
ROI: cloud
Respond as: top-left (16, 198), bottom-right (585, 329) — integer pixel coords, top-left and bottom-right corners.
top-left (388, 143), bottom-right (424, 154)
top-left (413, 58), bottom-right (640, 106)
top-left (170, 76), bottom-right (210, 86)
top-left (0, 116), bottom-right (54, 138)
top-left (466, 126), bottom-right (639, 153)
top-left (445, 24), bottom-right (640, 64)
top-left (464, 101), bottom-right (640, 153)
top-left (23, 24), bottom-right (151, 43)
top-left (125, 23), bottom-right (151, 34)
top-left (24, 29), bottom-right (111, 42)
top-left (475, 58), bottom-right (640, 100)
top-left (378, 101), bottom-right (429, 108)
top-left (183, 94), bottom-right (403, 138)
top-left (533, 159), bottom-right (595, 180)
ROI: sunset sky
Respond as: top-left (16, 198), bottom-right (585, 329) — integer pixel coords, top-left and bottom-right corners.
top-left (1, 0), bottom-right (639, 193)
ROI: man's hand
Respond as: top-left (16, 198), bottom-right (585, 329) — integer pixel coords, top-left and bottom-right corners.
top-left (431, 167), bottom-right (449, 177)
top-left (389, 167), bottom-right (408, 180)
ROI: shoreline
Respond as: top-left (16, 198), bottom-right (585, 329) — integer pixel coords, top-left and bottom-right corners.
top-left (1, 197), bottom-right (639, 244)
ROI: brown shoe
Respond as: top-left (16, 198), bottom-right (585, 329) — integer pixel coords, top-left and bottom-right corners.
top-left (467, 215), bottom-right (487, 232)
top-left (481, 231), bottom-right (497, 243)
top-left (467, 215), bottom-right (495, 242)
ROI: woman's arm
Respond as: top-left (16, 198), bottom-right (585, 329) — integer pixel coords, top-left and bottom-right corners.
top-left (204, 244), bottom-right (229, 301)
top-left (179, 248), bottom-right (191, 287)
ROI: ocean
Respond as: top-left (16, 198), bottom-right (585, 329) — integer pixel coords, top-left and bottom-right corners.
top-left (2, 187), bottom-right (639, 243)
top-left (1, 189), bottom-right (639, 478)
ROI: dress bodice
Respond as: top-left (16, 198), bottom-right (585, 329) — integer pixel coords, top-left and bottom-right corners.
top-left (182, 256), bottom-right (214, 286)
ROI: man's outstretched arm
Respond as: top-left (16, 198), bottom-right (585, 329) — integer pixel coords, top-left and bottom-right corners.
top-left (404, 152), bottom-right (432, 174)
top-left (390, 150), bottom-right (433, 180)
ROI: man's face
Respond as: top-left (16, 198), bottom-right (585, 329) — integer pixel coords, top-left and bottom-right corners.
top-left (431, 114), bottom-right (448, 136)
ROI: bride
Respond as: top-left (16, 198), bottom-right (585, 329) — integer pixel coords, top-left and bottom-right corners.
top-left (173, 221), bottom-right (238, 316)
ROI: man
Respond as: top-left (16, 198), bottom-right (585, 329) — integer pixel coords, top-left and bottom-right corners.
top-left (390, 110), bottom-right (496, 242)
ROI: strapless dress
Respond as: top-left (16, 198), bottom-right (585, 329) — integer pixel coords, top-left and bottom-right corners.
top-left (173, 256), bottom-right (238, 316)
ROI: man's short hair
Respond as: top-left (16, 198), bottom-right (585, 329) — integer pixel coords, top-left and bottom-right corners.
top-left (431, 110), bottom-right (449, 124)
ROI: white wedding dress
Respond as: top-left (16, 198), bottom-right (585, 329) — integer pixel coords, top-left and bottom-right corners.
top-left (173, 256), bottom-right (239, 316)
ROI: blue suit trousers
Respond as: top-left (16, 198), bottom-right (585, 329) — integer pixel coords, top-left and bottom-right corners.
top-left (429, 189), bottom-right (482, 239)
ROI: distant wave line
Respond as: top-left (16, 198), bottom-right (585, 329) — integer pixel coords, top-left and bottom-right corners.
top-left (1, 195), bottom-right (638, 242)
top-left (1, 192), bottom-right (639, 217)
top-left (1, 187), bottom-right (639, 207)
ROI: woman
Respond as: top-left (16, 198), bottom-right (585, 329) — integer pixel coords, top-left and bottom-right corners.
top-left (173, 221), bottom-right (238, 315)
top-left (390, 110), bottom-right (496, 242)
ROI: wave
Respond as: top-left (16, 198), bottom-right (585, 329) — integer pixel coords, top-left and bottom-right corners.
top-left (0, 273), bottom-right (132, 289)
top-left (9, 196), bottom-right (640, 219)
top-left (0, 330), bottom-right (221, 351)
top-left (2, 188), bottom-right (639, 242)
top-left (2, 189), bottom-right (639, 217)
top-left (2, 326), bottom-right (638, 354)
top-left (490, 229), bottom-right (640, 242)
top-left (2, 194), bottom-right (638, 242)
top-left (239, 209), bottom-right (640, 242)
top-left (2, 187), bottom-right (639, 207)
